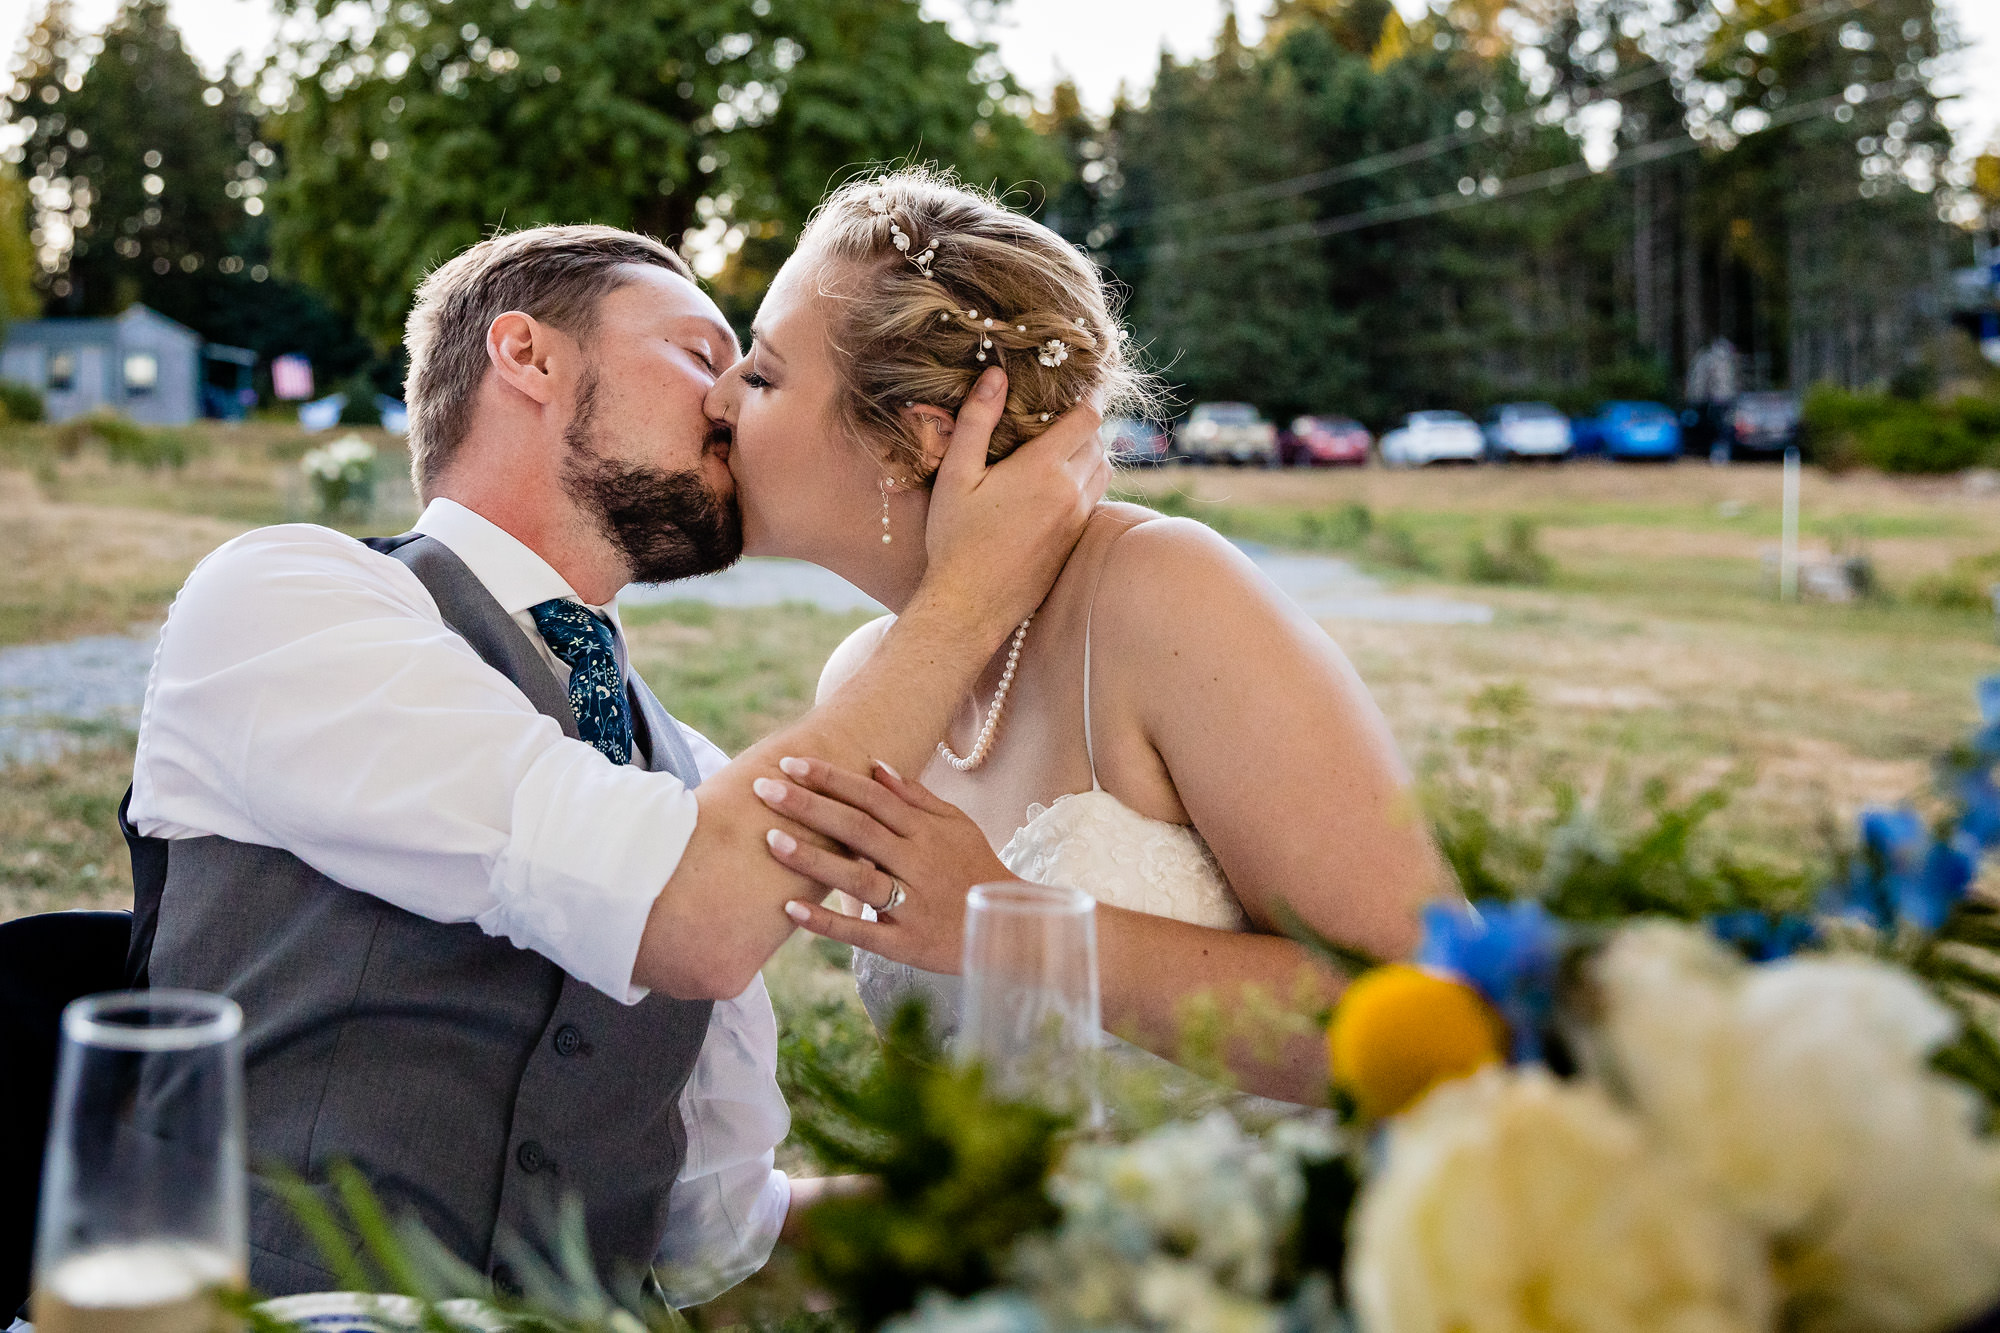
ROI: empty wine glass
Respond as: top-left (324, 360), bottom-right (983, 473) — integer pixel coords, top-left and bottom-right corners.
top-left (958, 881), bottom-right (1101, 1121)
top-left (33, 990), bottom-right (247, 1333)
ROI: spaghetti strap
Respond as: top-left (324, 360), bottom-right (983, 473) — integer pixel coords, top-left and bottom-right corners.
top-left (1081, 518), bottom-right (1144, 793)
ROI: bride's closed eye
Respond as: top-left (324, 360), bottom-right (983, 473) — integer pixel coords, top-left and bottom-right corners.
top-left (740, 368), bottom-right (772, 390)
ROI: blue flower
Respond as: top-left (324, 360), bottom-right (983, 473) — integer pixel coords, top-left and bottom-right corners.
top-left (1416, 899), bottom-right (1563, 1062)
top-left (1708, 910), bottom-right (1817, 962)
top-left (1823, 807), bottom-right (1975, 934)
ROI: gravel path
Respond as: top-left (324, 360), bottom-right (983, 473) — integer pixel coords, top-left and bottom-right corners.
top-left (1, 548), bottom-right (1487, 767)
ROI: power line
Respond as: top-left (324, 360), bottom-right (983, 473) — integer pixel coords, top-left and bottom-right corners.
top-left (1095, 0), bottom-right (1880, 231)
top-left (1148, 76), bottom-right (1920, 259)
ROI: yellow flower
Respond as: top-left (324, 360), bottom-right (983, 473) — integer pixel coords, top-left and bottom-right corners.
top-left (1328, 964), bottom-right (1504, 1119)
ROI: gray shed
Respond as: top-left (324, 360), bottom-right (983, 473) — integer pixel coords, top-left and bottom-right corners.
top-left (0, 304), bottom-right (204, 424)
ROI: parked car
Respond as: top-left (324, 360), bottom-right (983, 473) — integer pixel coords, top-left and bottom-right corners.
top-left (1279, 414), bottom-right (1372, 466)
top-left (1573, 401), bottom-right (1683, 460)
top-left (1175, 402), bottom-right (1278, 465)
top-left (1483, 402), bottom-right (1572, 461)
top-left (1378, 410), bottom-right (1486, 466)
top-left (1724, 391), bottom-right (1803, 458)
top-left (1101, 416), bottom-right (1171, 466)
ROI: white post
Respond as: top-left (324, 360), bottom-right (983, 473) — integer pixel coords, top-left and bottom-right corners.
top-left (1780, 446), bottom-right (1800, 602)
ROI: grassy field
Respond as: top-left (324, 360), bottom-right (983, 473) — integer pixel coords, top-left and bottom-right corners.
top-left (6, 428), bottom-right (2000, 916)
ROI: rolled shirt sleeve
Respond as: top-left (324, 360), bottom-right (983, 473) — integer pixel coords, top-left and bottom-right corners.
top-left (130, 524), bottom-right (697, 1003)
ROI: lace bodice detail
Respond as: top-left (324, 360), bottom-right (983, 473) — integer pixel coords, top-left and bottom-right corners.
top-left (852, 791), bottom-right (1247, 1040)
top-left (999, 790), bottom-right (1246, 931)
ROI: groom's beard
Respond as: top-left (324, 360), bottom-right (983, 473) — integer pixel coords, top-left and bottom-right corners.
top-left (560, 370), bottom-right (744, 585)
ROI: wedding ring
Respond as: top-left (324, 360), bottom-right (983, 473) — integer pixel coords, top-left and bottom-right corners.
top-left (879, 878), bottom-right (909, 914)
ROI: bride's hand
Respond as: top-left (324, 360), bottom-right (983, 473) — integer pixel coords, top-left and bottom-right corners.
top-left (754, 755), bottom-right (1013, 975)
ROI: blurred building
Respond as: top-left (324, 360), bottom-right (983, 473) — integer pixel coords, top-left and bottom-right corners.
top-left (0, 305), bottom-right (253, 424)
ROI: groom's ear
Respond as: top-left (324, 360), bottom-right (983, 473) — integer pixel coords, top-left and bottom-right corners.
top-left (487, 310), bottom-right (561, 406)
top-left (897, 404), bottom-right (955, 475)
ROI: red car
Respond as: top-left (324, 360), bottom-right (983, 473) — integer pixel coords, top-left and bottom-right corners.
top-left (1279, 414), bottom-right (1372, 466)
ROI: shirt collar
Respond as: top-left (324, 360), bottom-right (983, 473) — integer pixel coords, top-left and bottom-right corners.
top-left (413, 498), bottom-right (623, 624)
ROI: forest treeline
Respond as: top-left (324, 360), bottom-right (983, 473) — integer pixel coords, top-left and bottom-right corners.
top-left (1, 0), bottom-right (1995, 425)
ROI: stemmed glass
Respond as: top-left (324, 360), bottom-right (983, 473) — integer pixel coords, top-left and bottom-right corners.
top-left (33, 990), bottom-right (247, 1333)
top-left (958, 881), bottom-right (1102, 1122)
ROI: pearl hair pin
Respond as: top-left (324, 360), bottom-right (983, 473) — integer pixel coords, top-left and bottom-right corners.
top-left (938, 615), bottom-right (1032, 771)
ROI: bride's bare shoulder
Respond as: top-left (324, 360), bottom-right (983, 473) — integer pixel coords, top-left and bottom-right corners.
top-left (816, 613), bottom-right (897, 705)
top-left (1090, 508), bottom-right (1309, 666)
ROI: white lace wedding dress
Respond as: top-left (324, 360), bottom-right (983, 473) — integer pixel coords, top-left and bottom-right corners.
top-left (854, 598), bottom-right (1250, 1045)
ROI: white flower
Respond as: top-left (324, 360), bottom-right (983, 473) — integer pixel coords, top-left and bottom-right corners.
top-left (1349, 1065), bottom-right (1774, 1333)
top-left (1053, 1112), bottom-right (1301, 1296)
top-left (1037, 339), bottom-right (1069, 368)
top-left (1595, 923), bottom-right (2000, 1332)
top-left (1132, 1259), bottom-right (1281, 1333)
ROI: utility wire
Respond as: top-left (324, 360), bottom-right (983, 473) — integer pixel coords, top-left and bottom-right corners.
top-left (1149, 76), bottom-right (1920, 259)
top-left (1095, 0), bottom-right (1880, 231)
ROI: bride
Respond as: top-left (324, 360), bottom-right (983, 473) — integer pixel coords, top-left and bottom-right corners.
top-left (703, 169), bottom-right (1443, 1104)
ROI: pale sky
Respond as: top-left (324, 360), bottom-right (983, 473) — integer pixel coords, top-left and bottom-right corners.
top-left (0, 0), bottom-right (1994, 157)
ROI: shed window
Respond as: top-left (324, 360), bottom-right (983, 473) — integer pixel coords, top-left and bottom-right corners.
top-left (47, 350), bottom-right (74, 392)
top-left (124, 351), bottom-right (159, 394)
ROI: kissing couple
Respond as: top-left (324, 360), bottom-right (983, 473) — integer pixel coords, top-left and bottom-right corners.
top-left (124, 168), bottom-right (1444, 1306)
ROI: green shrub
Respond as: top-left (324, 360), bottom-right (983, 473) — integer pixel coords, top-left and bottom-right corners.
top-left (1909, 549), bottom-right (2000, 613)
top-left (0, 379), bottom-right (45, 423)
top-left (51, 409), bottom-right (195, 468)
top-left (1464, 516), bottom-right (1554, 585)
top-left (1802, 386), bottom-right (1999, 474)
top-left (1295, 501), bottom-right (1373, 550)
top-left (1367, 518), bottom-right (1435, 572)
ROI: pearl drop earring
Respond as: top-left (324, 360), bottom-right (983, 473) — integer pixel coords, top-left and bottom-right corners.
top-left (880, 476), bottom-right (893, 545)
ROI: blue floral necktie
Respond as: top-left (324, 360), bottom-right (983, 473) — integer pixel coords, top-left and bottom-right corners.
top-left (529, 598), bottom-right (634, 766)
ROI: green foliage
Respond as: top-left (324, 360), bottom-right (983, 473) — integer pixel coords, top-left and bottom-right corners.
top-left (1803, 386), bottom-right (2000, 475)
top-left (1293, 501), bottom-right (1373, 550)
top-left (267, 0), bottom-right (1060, 343)
top-left (251, 1161), bottom-right (694, 1333)
top-left (1425, 683), bottom-right (1813, 923)
top-left (783, 1004), bottom-right (1067, 1330)
top-left (1909, 550), bottom-right (2000, 614)
top-left (52, 409), bottom-right (195, 467)
top-left (1463, 516), bottom-right (1553, 586)
top-left (0, 379), bottom-right (45, 423)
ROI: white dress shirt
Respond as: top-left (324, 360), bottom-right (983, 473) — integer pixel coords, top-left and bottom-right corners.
top-left (129, 498), bottom-right (788, 1304)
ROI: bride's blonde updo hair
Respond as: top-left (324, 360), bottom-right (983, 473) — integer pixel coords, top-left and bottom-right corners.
top-left (797, 166), bottom-right (1155, 482)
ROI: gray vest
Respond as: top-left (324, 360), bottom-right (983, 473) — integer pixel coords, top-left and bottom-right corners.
top-left (131, 534), bottom-right (714, 1298)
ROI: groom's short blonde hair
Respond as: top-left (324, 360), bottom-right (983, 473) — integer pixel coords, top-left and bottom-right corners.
top-left (403, 225), bottom-right (695, 498)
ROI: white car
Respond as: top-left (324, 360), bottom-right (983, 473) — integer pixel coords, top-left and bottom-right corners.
top-left (1483, 402), bottom-right (1572, 460)
top-left (1378, 411), bottom-right (1485, 466)
top-left (1175, 402), bottom-right (1278, 465)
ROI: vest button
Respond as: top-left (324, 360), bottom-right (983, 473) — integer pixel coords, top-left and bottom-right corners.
top-left (553, 1025), bottom-right (583, 1057)
top-left (516, 1140), bottom-right (547, 1174)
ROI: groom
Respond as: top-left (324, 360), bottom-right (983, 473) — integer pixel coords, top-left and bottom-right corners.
top-left (123, 225), bottom-right (1106, 1300)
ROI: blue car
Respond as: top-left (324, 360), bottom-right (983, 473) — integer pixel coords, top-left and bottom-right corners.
top-left (1573, 401), bottom-right (1682, 460)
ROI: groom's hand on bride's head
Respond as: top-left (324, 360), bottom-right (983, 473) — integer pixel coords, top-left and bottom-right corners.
top-left (923, 367), bottom-right (1107, 634)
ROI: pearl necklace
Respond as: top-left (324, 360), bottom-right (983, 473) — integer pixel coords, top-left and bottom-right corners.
top-left (938, 615), bottom-right (1033, 772)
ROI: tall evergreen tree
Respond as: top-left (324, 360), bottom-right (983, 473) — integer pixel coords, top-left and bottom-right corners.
top-left (7, 0), bottom-right (250, 318)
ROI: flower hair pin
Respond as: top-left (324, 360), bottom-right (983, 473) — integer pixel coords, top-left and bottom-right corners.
top-left (1038, 339), bottom-right (1070, 368)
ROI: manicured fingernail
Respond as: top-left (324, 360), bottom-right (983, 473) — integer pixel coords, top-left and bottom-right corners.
top-left (873, 758), bottom-right (903, 782)
top-left (784, 901), bottom-right (811, 923)
top-left (766, 828), bottom-right (797, 855)
top-left (753, 777), bottom-right (787, 803)
top-left (975, 367), bottom-right (1004, 400)
top-left (778, 756), bottom-right (809, 779)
